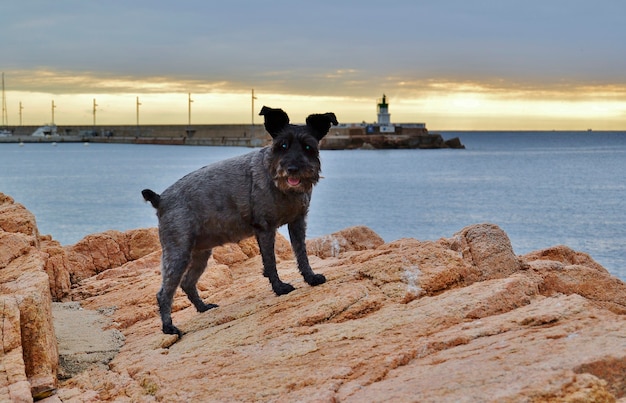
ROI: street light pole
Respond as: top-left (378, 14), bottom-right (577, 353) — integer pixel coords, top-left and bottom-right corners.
top-left (251, 89), bottom-right (257, 138)
top-left (1, 72), bottom-right (7, 126)
top-left (188, 93), bottom-right (193, 126)
top-left (93, 98), bottom-right (98, 126)
top-left (136, 96), bottom-right (141, 126)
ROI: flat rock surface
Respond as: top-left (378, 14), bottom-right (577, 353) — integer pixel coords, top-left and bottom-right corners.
top-left (47, 225), bottom-right (626, 402)
top-left (3, 193), bottom-right (625, 402)
top-left (52, 302), bottom-right (124, 380)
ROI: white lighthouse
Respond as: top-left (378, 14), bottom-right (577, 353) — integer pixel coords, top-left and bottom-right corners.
top-left (377, 94), bottom-right (390, 125)
top-left (377, 94), bottom-right (395, 133)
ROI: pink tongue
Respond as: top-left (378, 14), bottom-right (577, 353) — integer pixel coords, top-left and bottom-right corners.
top-left (287, 177), bottom-right (301, 186)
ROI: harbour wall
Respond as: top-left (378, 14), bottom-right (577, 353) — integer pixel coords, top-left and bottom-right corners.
top-left (0, 124), bottom-right (463, 149)
top-left (0, 124), bottom-right (270, 147)
top-left (0, 123), bottom-right (360, 146)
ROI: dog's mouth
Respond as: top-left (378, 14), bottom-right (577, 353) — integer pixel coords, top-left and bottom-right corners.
top-left (287, 177), bottom-right (301, 187)
top-left (273, 174), bottom-right (314, 193)
top-left (272, 166), bottom-right (319, 193)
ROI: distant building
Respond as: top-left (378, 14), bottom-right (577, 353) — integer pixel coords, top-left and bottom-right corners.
top-left (320, 94), bottom-right (462, 149)
top-left (366, 94), bottom-right (426, 134)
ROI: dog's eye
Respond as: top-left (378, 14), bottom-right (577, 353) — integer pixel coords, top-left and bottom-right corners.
top-left (281, 142), bottom-right (288, 150)
top-left (304, 145), bottom-right (311, 151)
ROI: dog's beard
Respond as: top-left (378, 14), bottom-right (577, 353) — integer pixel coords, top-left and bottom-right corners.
top-left (273, 166), bottom-right (320, 193)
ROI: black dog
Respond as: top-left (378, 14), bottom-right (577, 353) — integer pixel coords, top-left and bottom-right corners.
top-left (142, 106), bottom-right (338, 336)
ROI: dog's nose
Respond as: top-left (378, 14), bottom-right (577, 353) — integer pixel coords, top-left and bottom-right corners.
top-left (287, 165), bottom-right (299, 174)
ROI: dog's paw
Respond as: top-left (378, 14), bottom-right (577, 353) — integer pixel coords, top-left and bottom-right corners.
top-left (272, 281), bottom-right (296, 295)
top-left (305, 273), bottom-right (326, 286)
top-left (197, 303), bottom-right (219, 313)
top-left (163, 323), bottom-right (183, 337)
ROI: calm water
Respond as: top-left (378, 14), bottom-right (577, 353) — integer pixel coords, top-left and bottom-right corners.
top-left (1, 131), bottom-right (625, 279)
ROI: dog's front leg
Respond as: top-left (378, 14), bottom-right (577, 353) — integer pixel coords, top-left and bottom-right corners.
top-left (288, 217), bottom-right (326, 287)
top-left (256, 229), bottom-right (295, 295)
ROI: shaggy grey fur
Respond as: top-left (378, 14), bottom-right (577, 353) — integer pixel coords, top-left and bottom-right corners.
top-left (142, 106), bottom-right (338, 336)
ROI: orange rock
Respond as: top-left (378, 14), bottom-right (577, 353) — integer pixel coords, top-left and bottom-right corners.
top-left (4, 191), bottom-right (626, 402)
top-left (0, 295), bottom-right (32, 402)
top-left (40, 236), bottom-right (72, 301)
top-left (0, 232), bottom-right (35, 272)
top-left (306, 225), bottom-right (385, 258)
top-left (63, 228), bottom-right (160, 284)
top-left (0, 193), bottom-right (58, 400)
top-left (237, 236), bottom-right (261, 258)
top-left (524, 244), bottom-right (606, 272)
top-left (449, 222), bottom-right (522, 282)
top-left (0, 193), bottom-right (40, 239)
top-left (212, 233), bottom-right (296, 265)
top-left (11, 268), bottom-right (58, 400)
top-left (212, 243), bottom-right (249, 266)
top-left (523, 245), bottom-right (626, 314)
top-left (127, 227), bottom-right (160, 260)
top-left (65, 230), bottom-right (131, 281)
top-left (55, 223), bottom-right (626, 402)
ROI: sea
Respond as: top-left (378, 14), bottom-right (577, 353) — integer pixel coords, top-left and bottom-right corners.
top-left (1, 131), bottom-right (625, 280)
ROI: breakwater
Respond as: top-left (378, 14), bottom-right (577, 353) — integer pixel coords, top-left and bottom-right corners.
top-left (0, 123), bottom-right (464, 149)
top-left (0, 124), bottom-right (268, 147)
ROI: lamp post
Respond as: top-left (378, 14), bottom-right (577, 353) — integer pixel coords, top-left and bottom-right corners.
top-left (93, 98), bottom-right (98, 126)
top-left (251, 89), bottom-right (257, 138)
top-left (188, 93), bottom-right (193, 126)
top-left (136, 96), bottom-right (141, 126)
top-left (1, 72), bottom-right (7, 126)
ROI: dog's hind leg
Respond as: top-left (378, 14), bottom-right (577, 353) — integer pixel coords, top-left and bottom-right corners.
top-left (256, 229), bottom-right (295, 295)
top-left (181, 248), bottom-right (219, 312)
top-left (157, 247), bottom-right (192, 336)
top-left (288, 217), bottom-right (326, 286)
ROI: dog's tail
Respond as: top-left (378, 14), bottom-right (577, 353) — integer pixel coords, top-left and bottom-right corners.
top-left (141, 189), bottom-right (161, 209)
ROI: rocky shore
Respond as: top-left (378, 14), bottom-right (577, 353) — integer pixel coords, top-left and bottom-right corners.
top-left (2, 191), bottom-right (626, 402)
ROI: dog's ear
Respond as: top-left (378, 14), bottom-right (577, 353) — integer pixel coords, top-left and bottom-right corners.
top-left (259, 106), bottom-right (290, 138)
top-left (306, 112), bottom-right (339, 141)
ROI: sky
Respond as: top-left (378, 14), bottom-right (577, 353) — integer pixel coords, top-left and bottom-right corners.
top-left (1, 0), bottom-right (626, 130)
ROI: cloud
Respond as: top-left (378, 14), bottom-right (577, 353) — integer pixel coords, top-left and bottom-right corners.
top-left (4, 1), bottom-right (625, 88)
top-left (3, 69), bottom-right (236, 95)
top-left (2, 1), bottom-right (625, 128)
